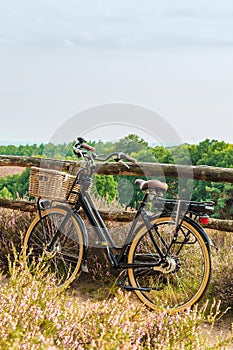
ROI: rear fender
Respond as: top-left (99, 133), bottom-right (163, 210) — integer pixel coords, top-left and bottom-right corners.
top-left (139, 213), bottom-right (214, 251)
top-left (184, 216), bottom-right (216, 250)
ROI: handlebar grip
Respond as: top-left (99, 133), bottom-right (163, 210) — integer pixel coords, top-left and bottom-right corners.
top-left (81, 143), bottom-right (95, 152)
top-left (125, 155), bottom-right (137, 164)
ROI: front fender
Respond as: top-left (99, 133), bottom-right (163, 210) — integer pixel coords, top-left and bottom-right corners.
top-left (55, 205), bottom-right (89, 263)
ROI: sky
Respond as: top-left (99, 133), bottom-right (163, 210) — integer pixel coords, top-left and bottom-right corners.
top-left (1, 0), bottom-right (233, 146)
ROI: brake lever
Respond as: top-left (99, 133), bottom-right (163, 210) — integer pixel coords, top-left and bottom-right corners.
top-left (73, 148), bottom-right (87, 158)
top-left (118, 159), bottom-right (130, 169)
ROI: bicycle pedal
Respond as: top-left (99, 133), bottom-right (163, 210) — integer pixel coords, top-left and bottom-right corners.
top-left (117, 272), bottom-right (128, 287)
top-left (122, 285), bottom-right (163, 292)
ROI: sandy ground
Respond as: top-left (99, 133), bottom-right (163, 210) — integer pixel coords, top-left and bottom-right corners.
top-left (201, 315), bottom-right (233, 349)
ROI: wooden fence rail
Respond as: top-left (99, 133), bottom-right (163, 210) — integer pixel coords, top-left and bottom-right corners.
top-left (1, 155), bottom-right (233, 232)
top-left (1, 155), bottom-right (233, 182)
top-left (0, 198), bottom-right (136, 222)
top-left (0, 197), bottom-right (232, 232)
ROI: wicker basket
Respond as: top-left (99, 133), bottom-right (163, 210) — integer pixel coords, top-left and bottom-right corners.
top-left (29, 167), bottom-right (80, 203)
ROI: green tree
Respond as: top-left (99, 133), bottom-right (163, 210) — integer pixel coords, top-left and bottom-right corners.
top-left (114, 134), bottom-right (149, 155)
top-left (152, 146), bottom-right (174, 164)
top-left (93, 175), bottom-right (118, 202)
top-left (0, 168), bottom-right (30, 200)
top-left (0, 186), bottom-right (12, 199)
top-left (187, 139), bottom-right (233, 219)
top-left (115, 175), bottom-right (146, 209)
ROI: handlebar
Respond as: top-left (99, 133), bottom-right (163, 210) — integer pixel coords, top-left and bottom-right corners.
top-left (73, 137), bottom-right (137, 165)
top-left (73, 137), bottom-right (95, 153)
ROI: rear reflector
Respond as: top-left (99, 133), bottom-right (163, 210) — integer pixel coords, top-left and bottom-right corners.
top-left (199, 217), bottom-right (209, 225)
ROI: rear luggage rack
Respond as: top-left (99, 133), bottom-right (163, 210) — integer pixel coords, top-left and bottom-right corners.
top-left (154, 199), bottom-right (215, 216)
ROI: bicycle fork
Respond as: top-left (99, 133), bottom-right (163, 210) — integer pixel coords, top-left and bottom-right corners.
top-left (42, 210), bottom-right (72, 253)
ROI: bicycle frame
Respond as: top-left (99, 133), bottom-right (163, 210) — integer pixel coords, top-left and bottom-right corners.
top-left (72, 186), bottom-right (173, 270)
top-left (37, 192), bottom-right (168, 273)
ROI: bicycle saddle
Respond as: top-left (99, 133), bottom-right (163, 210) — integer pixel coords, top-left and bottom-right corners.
top-left (135, 179), bottom-right (168, 191)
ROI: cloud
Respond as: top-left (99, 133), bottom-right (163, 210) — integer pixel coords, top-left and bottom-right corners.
top-left (64, 39), bottom-right (76, 47)
top-left (0, 0), bottom-right (233, 52)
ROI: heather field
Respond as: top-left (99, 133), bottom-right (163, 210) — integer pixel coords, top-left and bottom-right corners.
top-left (0, 208), bottom-right (233, 349)
top-left (0, 166), bottom-right (25, 177)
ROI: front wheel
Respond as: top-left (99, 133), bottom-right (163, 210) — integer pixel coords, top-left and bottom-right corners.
top-left (23, 207), bottom-right (85, 289)
top-left (127, 216), bottom-right (211, 312)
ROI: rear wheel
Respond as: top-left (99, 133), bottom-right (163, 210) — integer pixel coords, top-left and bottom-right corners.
top-left (23, 207), bottom-right (85, 289)
top-left (127, 216), bottom-right (211, 312)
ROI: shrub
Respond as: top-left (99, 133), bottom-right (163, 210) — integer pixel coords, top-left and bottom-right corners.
top-left (208, 229), bottom-right (233, 309)
top-left (0, 216), bottom-right (232, 348)
top-left (0, 256), bottom-right (230, 349)
top-left (0, 209), bottom-right (34, 272)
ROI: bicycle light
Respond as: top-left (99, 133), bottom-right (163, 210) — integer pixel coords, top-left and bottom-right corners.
top-left (199, 216), bottom-right (209, 225)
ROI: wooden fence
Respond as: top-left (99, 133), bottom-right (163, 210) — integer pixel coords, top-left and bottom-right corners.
top-left (0, 155), bottom-right (233, 231)
top-left (1, 155), bottom-right (233, 182)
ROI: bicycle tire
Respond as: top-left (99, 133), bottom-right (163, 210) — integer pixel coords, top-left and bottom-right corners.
top-left (127, 216), bottom-right (211, 312)
top-left (23, 207), bottom-right (85, 289)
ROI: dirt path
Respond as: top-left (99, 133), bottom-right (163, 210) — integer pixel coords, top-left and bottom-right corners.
top-left (201, 315), bottom-right (233, 348)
